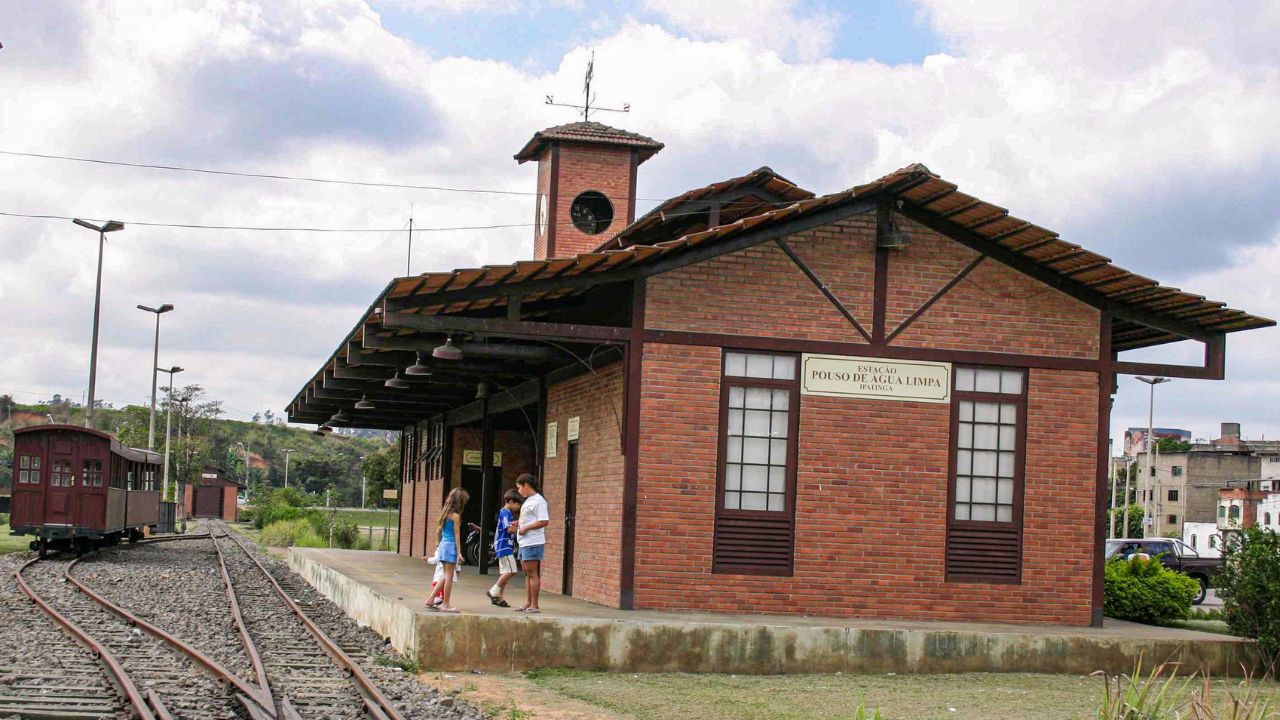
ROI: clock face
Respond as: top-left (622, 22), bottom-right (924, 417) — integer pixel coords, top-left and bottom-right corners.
top-left (536, 193), bottom-right (548, 237)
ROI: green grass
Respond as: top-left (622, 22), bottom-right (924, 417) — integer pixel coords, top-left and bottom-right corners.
top-left (523, 670), bottom-right (1113, 720)
top-left (0, 525), bottom-right (32, 554)
top-left (319, 507), bottom-right (397, 528)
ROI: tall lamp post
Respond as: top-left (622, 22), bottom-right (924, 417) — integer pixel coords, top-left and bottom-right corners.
top-left (1136, 376), bottom-right (1171, 537)
top-left (137, 303), bottom-right (174, 449)
top-left (72, 218), bottom-right (125, 428)
top-left (283, 448), bottom-right (295, 489)
top-left (157, 365), bottom-right (184, 503)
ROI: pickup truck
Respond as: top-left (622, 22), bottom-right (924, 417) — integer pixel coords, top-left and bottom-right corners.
top-left (1104, 537), bottom-right (1220, 605)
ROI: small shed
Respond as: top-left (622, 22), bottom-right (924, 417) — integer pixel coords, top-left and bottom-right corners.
top-left (183, 466), bottom-right (242, 521)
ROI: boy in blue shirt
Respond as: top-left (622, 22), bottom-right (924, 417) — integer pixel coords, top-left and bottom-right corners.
top-left (486, 490), bottom-right (523, 607)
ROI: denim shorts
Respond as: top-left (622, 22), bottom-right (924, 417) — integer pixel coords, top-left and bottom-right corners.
top-left (437, 541), bottom-right (458, 564)
top-left (519, 544), bottom-right (545, 562)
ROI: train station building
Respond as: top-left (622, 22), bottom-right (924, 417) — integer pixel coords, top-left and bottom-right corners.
top-left (288, 121), bottom-right (1271, 627)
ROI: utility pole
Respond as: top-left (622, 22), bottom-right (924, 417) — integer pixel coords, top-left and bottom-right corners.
top-left (1121, 456), bottom-right (1134, 538)
top-left (237, 441), bottom-right (251, 494)
top-left (1108, 439), bottom-right (1117, 537)
top-left (359, 454), bottom-right (367, 508)
top-left (1136, 376), bottom-right (1171, 538)
top-left (283, 448), bottom-right (294, 489)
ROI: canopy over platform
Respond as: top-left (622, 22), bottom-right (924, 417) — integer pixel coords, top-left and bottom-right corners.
top-left (287, 164), bottom-right (1273, 431)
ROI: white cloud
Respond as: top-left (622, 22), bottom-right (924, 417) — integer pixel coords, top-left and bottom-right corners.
top-left (643, 0), bottom-right (837, 61)
top-left (0, 0), bottom-right (1277, 442)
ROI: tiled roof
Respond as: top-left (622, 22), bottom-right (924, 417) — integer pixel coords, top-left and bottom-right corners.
top-left (288, 163), bottom-right (1275, 424)
top-left (598, 166), bottom-right (815, 251)
top-left (514, 121), bottom-right (664, 163)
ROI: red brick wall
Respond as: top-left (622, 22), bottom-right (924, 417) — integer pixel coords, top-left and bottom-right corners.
top-left (540, 363), bottom-right (626, 606)
top-left (645, 216), bottom-right (876, 340)
top-left (634, 343), bottom-right (1099, 625)
top-left (546, 143), bottom-right (634, 259)
top-left (445, 428), bottom-right (537, 502)
top-left (887, 216), bottom-right (1100, 357)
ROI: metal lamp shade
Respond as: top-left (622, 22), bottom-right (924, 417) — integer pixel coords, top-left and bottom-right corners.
top-left (384, 373), bottom-right (411, 389)
top-left (330, 410), bottom-right (350, 423)
top-left (474, 381), bottom-right (490, 400)
top-left (432, 337), bottom-right (463, 361)
top-left (405, 352), bottom-right (433, 376)
top-left (354, 395), bottom-right (376, 410)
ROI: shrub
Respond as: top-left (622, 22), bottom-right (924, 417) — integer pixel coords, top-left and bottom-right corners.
top-left (1215, 527), bottom-right (1280, 671)
top-left (259, 518), bottom-right (325, 548)
top-left (1098, 661), bottom-right (1272, 719)
top-left (0, 512), bottom-right (9, 526)
top-left (1104, 555), bottom-right (1199, 625)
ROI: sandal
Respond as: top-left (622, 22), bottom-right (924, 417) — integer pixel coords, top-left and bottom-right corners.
top-left (440, 606), bottom-right (461, 614)
top-left (494, 598), bottom-right (510, 608)
top-left (514, 606), bottom-right (529, 612)
top-left (486, 590), bottom-right (499, 605)
top-left (524, 608), bottom-right (541, 614)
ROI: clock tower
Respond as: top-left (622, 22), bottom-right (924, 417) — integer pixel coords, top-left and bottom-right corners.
top-left (515, 121), bottom-right (663, 260)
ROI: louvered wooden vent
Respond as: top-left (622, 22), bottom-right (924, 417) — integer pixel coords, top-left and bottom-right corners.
top-left (945, 525), bottom-right (1021, 583)
top-left (713, 514), bottom-right (794, 576)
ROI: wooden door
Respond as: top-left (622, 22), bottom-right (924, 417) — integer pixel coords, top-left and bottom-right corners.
top-left (45, 439), bottom-right (77, 526)
top-left (562, 442), bottom-right (579, 596)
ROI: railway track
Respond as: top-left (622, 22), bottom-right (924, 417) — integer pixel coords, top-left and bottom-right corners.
top-left (15, 545), bottom-right (249, 720)
top-left (9, 524), bottom-right (468, 720)
top-left (210, 524), bottom-right (406, 720)
top-left (0, 553), bottom-right (128, 720)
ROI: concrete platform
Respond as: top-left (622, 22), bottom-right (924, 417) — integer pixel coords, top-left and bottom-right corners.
top-left (289, 547), bottom-right (1258, 676)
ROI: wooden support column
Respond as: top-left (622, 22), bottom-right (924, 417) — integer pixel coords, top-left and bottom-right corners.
top-left (620, 279), bottom-right (646, 610)
top-left (479, 397), bottom-right (494, 576)
top-left (872, 203), bottom-right (892, 343)
top-left (1092, 313), bottom-right (1114, 627)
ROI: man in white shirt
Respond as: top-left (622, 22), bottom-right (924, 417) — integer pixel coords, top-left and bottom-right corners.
top-left (515, 473), bottom-right (550, 613)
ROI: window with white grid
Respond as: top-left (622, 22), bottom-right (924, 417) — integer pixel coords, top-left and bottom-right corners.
top-left (721, 352), bottom-right (796, 513)
top-left (952, 367), bottom-right (1025, 524)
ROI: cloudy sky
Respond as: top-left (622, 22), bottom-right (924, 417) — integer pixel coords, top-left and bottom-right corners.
top-left (1, 0), bottom-right (1278, 448)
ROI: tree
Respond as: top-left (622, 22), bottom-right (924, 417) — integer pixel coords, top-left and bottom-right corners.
top-left (1156, 437), bottom-right (1191, 453)
top-left (361, 439), bottom-right (401, 509)
top-left (1109, 503), bottom-right (1145, 538)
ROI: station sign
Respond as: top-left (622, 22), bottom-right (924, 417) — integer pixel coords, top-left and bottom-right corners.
top-left (462, 450), bottom-right (503, 467)
top-left (383, 488), bottom-right (398, 500)
top-left (801, 354), bottom-right (951, 404)
top-left (567, 416), bottom-right (581, 441)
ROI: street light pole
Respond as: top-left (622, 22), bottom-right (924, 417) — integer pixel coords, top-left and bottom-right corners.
top-left (1108, 439), bottom-right (1117, 538)
top-left (157, 365), bottom-right (184, 503)
top-left (283, 449), bottom-right (294, 489)
top-left (1122, 456), bottom-right (1134, 538)
top-left (359, 454), bottom-right (367, 508)
top-left (137, 303), bottom-right (174, 450)
top-left (1136, 376), bottom-right (1171, 538)
top-left (73, 218), bottom-right (124, 428)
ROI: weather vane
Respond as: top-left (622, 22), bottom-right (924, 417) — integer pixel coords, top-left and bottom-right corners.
top-left (545, 51), bottom-right (630, 122)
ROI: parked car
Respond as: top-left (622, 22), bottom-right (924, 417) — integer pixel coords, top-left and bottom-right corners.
top-left (1105, 537), bottom-right (1220, 604)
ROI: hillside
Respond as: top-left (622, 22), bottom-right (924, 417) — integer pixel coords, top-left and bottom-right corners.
top-left (1, 394), bottom-right (398, 507)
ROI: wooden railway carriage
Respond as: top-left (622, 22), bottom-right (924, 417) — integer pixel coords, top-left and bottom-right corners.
top-left (10, 425), bottom-right (161, 552)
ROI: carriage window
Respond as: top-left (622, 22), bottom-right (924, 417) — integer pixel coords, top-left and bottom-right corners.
top-left (83, 460), bottom-right (103, 487)
top-left (50, 459), bottom-right (74, 487)
top-left (127, 470), bottom-right (134, 491)
top-left (19, 456), bottom-right (40, 484)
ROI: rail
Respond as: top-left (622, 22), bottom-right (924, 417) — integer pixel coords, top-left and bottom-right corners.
top-left (217, 523), bottom-right (409, 720)
top-left (15, 555), bottom-right (159, 720)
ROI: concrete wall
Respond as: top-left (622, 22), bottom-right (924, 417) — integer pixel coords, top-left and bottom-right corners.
top-left (289, 548), bottom-right (1257, 677)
